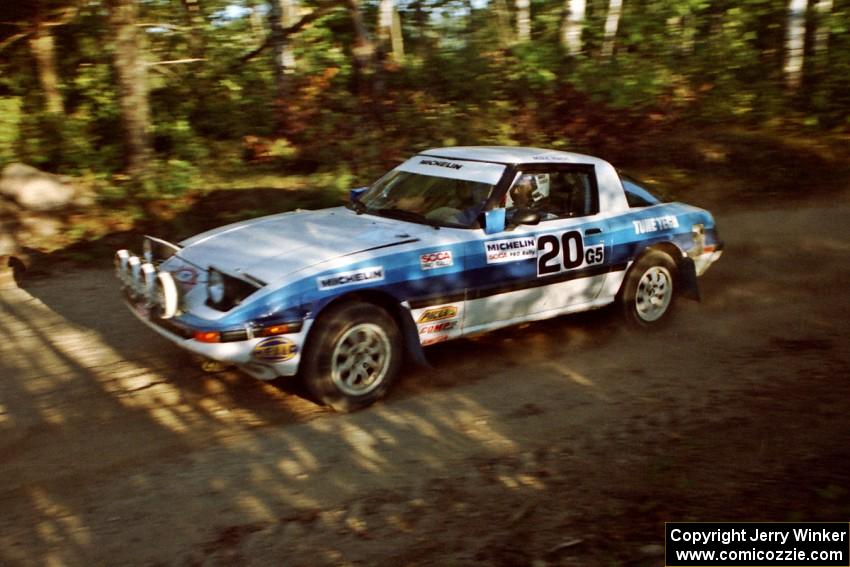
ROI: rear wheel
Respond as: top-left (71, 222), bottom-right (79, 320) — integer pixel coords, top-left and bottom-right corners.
top-left (302, 301), bottom-right (402, 412)
top-left (620, 250), bottom-right (678, 328)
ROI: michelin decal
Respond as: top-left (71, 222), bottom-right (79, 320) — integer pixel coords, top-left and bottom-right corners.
top-left (317, 267), bottom-right (384, 291)
top-left (485, 237), bottom-right (536, 264)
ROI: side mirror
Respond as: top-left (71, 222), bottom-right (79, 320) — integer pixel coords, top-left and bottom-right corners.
top-left (484, 208), bottom-right (506, 235)
top-left (512, 208), bottom-right (541, 226)
top-left (349, 186), bottom-right (368, 203)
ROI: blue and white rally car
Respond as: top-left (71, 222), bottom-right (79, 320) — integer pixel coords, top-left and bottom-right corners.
top-left (116, 147), bottom-right (723, 411)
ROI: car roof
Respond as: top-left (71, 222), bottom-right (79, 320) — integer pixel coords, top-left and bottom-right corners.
top-left (421, 146), bottom-right (603, 165)
top-left (418, 146), bottom-right (630, 213)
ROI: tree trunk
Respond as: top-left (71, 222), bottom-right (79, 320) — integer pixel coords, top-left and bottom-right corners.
top-left (516, 0), bottom-right (531, 42)
top-left (560, 0), bottom-right (586, 56)
top-left (179, 0), bottom-right (206, 59)
top-left (107, 0), bottom-right (152, 179)
top-left (784, 0), bottom-right (808, 89)
top-left (493, 0), bottom-right (513, 47)
top-left (813, 0), bottom-right (832, 57)
top-left (343, 0), bottom-right (379, 95)
top-left (268, 0), bottom-right (298, 132)
top-left (600, 0), bottom-right (622, 59)
top-left (28, 19), bottom-right (64, 115)
top-left (377, 0), bottom-right (404, 63)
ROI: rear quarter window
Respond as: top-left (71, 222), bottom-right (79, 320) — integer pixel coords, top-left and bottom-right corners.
top-left (621, 177), bottom-right (662, 208)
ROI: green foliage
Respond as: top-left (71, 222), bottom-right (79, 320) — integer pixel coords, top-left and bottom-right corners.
top-left (0, 0), bottom-right (847, 200)
top-left (0, 97), bottom-right (22, 166)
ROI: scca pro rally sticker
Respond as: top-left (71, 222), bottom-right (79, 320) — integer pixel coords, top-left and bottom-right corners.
top-left (317, 266), bottom-right (384, 291)
top-left (253, 337), bottom-right (298, 362)
top-left (420, 250), bottom-right (453, 270)
top-left (485, 237), bottom-right (536, 264)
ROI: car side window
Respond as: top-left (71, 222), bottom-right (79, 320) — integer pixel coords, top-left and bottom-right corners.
top-left (506, 169), bottom-right (597, 220)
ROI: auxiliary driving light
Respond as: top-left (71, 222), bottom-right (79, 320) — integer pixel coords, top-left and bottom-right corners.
top-left (128, 256), bottom-right (143, 297)
top-left (156, 270), bottom-right (179, 319)
top-left (141, 262), bottom-right (157, 306)
top-left (115, 249), bottom-right (130, 285)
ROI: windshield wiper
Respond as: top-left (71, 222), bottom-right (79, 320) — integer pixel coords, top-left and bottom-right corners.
top-left (347, 199), bottom-right (367, 214)
top-left (372, 207), bottom-right (441, 229)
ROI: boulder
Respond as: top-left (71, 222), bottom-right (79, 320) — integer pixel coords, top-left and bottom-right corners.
top-left (0, 163), bottom-right (77, 212)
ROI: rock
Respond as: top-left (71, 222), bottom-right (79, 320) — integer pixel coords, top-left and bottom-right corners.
top-left (0, 163), bottom-right (76, 212)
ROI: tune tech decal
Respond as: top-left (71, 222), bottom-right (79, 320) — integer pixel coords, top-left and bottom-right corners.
top-left (420, 250), bottom-right (454, 270)
top-left (252, 336), bottom-right (298, 362)
top-left (633, 215), bottom-right (679, 234)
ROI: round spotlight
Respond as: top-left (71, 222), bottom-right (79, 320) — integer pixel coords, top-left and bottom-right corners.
top-left (143, 239), bottom-right (153, 264)
top-left (115, 250), bottom-right (130, 285)
top-left (129, 256), bottom-right (143, 297)
top-left (156, 271), bottom-right (179, 319)
top-left (141, 263), bottom-right (157, 306)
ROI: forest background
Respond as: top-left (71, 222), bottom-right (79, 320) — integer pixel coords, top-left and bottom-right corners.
top-left (1, 0), bottom-right (848, 257)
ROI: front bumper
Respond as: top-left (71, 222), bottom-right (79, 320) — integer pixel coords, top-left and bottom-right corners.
top-left (125, 300), bottom-right (311, 379)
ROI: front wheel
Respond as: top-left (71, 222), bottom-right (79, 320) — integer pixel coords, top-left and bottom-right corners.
top-left (619, 250), bottom-right (678, 328)
top-left (302, 301), bottom-right (403, 412)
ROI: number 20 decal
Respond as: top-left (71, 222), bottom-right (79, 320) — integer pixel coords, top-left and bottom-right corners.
top-left (537, 230), bottom-right (605, 276)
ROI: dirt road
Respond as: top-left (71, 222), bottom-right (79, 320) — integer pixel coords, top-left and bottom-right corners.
top-left (2, 200), bottom-right (849, 566)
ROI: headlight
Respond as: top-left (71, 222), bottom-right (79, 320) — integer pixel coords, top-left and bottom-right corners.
top-left (205, 267), bottom-right (263, 311)
top-left (207, 269), bottom-right (225, 305)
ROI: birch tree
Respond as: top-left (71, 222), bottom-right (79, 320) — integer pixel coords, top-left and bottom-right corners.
top-left (516, 0), bottom-right (531, 42)
top-left (561, 0), bottom-right (586, 56)
top-left (600, 0), bottom-right (623, 59)
top-left (784, 0), bottom-right (808, 89)
top-left (377, 0), bottom-right (404, 62)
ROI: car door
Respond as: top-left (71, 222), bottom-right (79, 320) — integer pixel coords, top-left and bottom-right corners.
top-left (462, 164), bottom-right (611, 334)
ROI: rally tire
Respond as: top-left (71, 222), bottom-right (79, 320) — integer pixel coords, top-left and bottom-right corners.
top-left (302, 301), bottom-right (403, 412)
top-left (619, 250), bottom-right (678, 328)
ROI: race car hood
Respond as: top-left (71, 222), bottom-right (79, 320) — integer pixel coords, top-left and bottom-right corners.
top-left (175, 207), bottom-right (422, 283)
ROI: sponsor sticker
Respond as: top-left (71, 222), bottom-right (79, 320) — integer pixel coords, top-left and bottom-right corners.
top-left (485, 237), bottom-right (536, 264)
top-left (417, 306), bottom-right (458, 324)
top-left (419, 159), bottom-right (462, 170)
top-left (172, 267), bottom-right (198, 286)
top-left (419, 320), bottom-right (458, 335)
top-left (253, 336), bottom-right (298, 362)
top-left (536, 230), bottom-right (605, 277)
top-left (420, 250), bottom-right (454, 270)
top-left (633, 215), bottom-right (679, 235)
top-left (317, 266), bottom-right (384, 291)
top-left (421, 335), bottom-right (450, 346)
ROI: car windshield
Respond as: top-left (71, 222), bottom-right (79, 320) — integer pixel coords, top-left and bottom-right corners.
top-left (353, 170), bottom-right (494, 229)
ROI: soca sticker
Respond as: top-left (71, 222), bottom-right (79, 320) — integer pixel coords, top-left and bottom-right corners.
top-left (485, 237), bottom-right (536, 264)
top-left (633, 215), bottom-right (679, 235)
top-left (420, 250), bottom-right (453, 270)
top-left (418, 306), bottom-right (458, 324)
top-left (253, 337), bottom-right (298, 362)
top-left (317, 266), bottom-right (384, 291)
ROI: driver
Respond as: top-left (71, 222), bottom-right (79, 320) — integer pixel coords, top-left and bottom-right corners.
top-left (509, 174), bottom-right (549, 209)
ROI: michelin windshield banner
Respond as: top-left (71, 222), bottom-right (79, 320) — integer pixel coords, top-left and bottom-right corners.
top-left (665, 522), bottom-right (849, 566)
